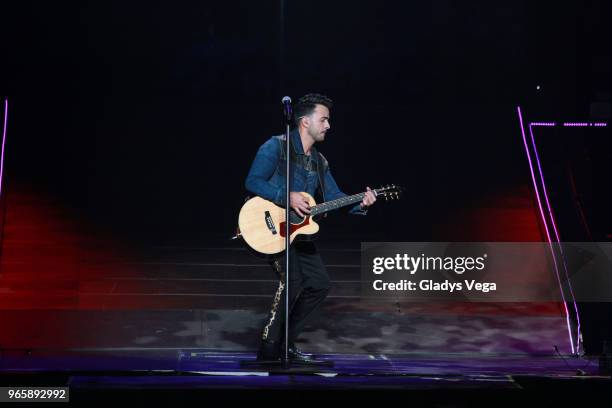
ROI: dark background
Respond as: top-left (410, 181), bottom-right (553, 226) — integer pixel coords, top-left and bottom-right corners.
top-left (1, 0), bottom-right (610, 244)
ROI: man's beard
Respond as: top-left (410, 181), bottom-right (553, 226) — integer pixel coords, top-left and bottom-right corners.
top-left (312, 130), bottom-right (325, 142)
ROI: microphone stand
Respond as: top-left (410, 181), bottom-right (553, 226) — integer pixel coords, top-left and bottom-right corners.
top-left (241, 97), bottom-right (293, 370)
top-left (282, 100), bottom-right (291, 368)
top-left (280, 99), bottom-right (331, 369)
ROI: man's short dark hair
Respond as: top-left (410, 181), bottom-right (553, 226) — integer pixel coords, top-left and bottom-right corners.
top-left (294, 93), bottom-right (333, 127)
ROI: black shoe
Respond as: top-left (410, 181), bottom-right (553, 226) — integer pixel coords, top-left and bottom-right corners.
top-left (288, 344), bottom-right (313, 359)
top-left (256, 340), bottom-right (280, 361)
top-left (288, 345), bottom-right (318, 363)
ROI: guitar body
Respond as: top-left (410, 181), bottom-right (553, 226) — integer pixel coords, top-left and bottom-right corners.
top-left (238, 192), bottom-right (320, 255)
top-left (236, 184), bottom-right (401, 255)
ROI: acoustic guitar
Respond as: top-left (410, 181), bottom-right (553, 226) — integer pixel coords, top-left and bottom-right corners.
top-left (236, 185), bottom-right (402, 255)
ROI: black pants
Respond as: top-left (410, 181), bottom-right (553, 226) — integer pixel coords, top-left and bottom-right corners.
top-left (260, 240), bottom-right (331, 345)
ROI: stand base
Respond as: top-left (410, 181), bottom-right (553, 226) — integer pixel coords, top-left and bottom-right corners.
top-left (240, 358), bottom-right (334, 372)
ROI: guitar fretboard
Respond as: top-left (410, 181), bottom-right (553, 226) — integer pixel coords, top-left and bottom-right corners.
top-left (310, 191), bottom-right (376, 216)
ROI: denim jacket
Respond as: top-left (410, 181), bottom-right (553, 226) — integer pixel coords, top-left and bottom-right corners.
top-left (245, 128), bottom-right (366, 215)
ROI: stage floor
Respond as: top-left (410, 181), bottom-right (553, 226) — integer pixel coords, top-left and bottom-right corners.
top-left (0, 349), bottom-right (610, 405)
top-left (0, 349), bottom-right (606, 384)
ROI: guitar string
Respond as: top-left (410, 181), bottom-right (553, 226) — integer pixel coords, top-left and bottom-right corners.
top-left (311, 190), bottom-right (376, 215)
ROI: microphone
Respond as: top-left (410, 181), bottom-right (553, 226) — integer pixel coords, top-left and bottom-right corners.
top-left (281, 96), bottom-right (292, 122)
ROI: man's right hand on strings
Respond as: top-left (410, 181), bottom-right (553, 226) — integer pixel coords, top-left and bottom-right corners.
top-left (290, 192), bottom-right (311, 217)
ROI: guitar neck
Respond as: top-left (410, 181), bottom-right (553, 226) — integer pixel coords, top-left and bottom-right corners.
top-left (310, 190), bottom-right (376, 216)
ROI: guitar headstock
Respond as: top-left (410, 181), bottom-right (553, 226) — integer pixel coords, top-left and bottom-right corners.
top-left (375, 184), bottom-right (403, 201)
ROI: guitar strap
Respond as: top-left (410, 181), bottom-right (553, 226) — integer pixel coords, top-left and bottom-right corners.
top-left (311, 145), bottom-right (327, 204)
top-left (277, 136), bottom-right (327, 206)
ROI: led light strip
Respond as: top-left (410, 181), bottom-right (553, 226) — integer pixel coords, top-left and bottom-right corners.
top-left (517, 106), bottom-right (575, 355)
top-left (531, 122), bottom-right (608, 128)
top-left (527, 122), bottom-right (582, 353)
top-left (517, 110), bottom-right (607, 354)
top-left (0, 99), bottom-right (7, 198)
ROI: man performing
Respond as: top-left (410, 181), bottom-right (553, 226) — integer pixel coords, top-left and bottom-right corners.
top-left (244, 93), bottom-right (377, 363)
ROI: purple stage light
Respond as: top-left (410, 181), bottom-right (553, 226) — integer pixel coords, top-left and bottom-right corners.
top-left (1, 99), bottom-right (7, 198)
top-left (518, 106), bottom-right (576, 355)
top-left (530, 122), bottom-right (556, 127)
top-left (530, 122), bottom-right (608, 128)
top-left (562, 122), bottom-right (608, 127)
top-left (519, 110), bottom-right (608, 354)
top-left (527, 122), bottom-right (582, 351)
